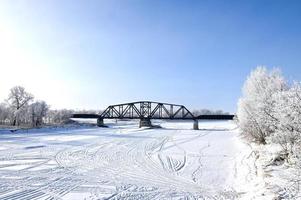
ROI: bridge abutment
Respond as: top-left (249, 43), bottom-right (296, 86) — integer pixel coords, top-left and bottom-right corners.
top-left (139, 118), bottom-right (152, 128)
top-left (193, 119), bottom-right (199, 130)
top-left (97, 118), bottom-right (104, 127)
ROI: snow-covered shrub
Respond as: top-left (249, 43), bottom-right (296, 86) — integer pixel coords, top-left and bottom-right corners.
top-left (237, 67), bottom-right (287, 144)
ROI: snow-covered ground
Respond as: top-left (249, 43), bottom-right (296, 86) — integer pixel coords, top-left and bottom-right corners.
top-left (243, 143), bottom-right (301, 200)
top-left (0, 120), bottom-right (257, 199)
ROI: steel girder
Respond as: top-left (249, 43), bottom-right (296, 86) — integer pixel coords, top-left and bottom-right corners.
top-left (100, 101), bottom-right (195, 119)
top-left (71, 101), bottom-right (235, 120)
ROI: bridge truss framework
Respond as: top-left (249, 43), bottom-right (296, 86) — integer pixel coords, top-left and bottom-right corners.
top-left (100, 101), bottom-right (194, 120)
top-left (72, 101), bottom-right (234, 130)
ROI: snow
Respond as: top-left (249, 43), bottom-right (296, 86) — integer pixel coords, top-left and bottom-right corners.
top-left (242, 143), bottom-right (301, 199)
top-left (0, 120), bottom-right (256, 199)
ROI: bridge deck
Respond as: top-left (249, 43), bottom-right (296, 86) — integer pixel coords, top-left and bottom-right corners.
top-left (71, 114), bottom-right (235, 120)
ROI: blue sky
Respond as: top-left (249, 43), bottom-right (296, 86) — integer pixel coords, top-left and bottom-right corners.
top-left (0, 0), bottom-right (301, 113)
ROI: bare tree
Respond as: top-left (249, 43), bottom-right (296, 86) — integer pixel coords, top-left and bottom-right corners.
top-left (7, 86), bottom-right (34, 126)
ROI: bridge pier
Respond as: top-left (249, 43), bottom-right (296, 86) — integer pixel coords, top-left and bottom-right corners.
top-left (97, 117), bottom-right (104, 127)
top-left (139, 118), bottom-right (152, 128)
top-left (193, 119), bottom-right (199, 130)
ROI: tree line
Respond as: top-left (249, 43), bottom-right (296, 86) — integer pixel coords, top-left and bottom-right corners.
top-left (0, 86), bottom-right (230, 128)
top-left (192, 109), bottom-right (229, 116)
top-left (0, 86), bottom-right (99, 127)
top-left (237, 66), bottom-right (301, 162)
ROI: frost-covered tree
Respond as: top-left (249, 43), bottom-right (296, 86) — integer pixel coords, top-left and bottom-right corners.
top-left (0, 103), bottom-right (11, 124)
top-left (192, 109), bottom-right (229, 116)
top-left (28, 101), bottom-right (49, 127)
top-left (46, 109), bottom-right (74, 124)
top-left (7, 86), bottom-right (34, 126)
top-left (1, 86), bottom-right (101, 126)
top-left (237, 67), bottom-right (287, 144)
top-left (270, 83), bottom-right (301, 160)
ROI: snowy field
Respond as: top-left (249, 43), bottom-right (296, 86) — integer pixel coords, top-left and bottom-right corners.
top-left (0, 120), bottom-right (254, 199)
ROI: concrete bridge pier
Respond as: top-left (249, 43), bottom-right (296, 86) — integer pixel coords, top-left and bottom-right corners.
top-left (193, 119), bottom-right (199, 130)
top-left (139, 118), bottom-right (152, 128)
top-left (97, 117), bottom-right (104, 127)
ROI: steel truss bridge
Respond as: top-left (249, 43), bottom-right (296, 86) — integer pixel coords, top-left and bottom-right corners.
top-left (72, 101), bottom-right (234, 130)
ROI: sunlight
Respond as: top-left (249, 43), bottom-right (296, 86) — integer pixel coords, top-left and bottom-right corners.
top-left (0, 22), bottom-right (74, 108)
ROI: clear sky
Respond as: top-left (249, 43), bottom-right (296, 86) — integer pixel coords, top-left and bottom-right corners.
top-left (1, 0), bottom-right (301, 113)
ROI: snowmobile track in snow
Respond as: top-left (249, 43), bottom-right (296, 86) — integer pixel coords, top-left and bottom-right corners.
top-left (0, 121), bottom-right (241, 199)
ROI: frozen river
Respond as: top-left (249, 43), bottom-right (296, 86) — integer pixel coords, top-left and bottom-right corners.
top-left (0, 120), bottom-right (248, 199)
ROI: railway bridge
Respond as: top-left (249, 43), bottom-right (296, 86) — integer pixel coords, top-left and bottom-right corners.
top-left (72, 101), bottom-right (234, 130)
